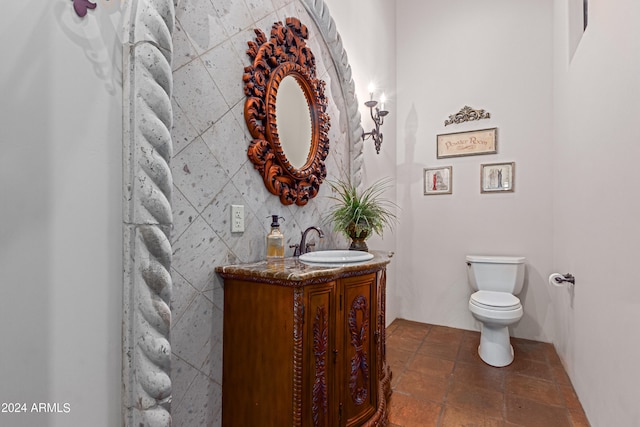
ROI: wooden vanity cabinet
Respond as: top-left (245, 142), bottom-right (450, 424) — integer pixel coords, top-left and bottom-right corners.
top-left (217, 257), bottom-right (391, 427)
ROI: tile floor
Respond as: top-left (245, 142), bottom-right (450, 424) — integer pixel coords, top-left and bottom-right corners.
top-left (386, 319), bottom-right (590, 427)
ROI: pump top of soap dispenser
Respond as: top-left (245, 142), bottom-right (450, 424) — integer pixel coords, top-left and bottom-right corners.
top-left (269, 215), bottom-right (284, 227)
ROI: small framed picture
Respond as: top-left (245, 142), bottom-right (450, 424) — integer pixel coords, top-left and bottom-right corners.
top-left (481, 162), bottom-right (514, 193)
top-left (424, 166), bottom-right (452, 195)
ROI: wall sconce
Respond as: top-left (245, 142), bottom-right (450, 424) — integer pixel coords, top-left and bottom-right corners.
top-left (362, 83), bottom-right (389, 154)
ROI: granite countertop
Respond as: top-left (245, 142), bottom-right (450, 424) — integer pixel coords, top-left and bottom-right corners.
top-left (215, 250), bottom-right (393, 285)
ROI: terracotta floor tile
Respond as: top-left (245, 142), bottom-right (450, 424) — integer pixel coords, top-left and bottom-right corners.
top-left (407, 354), bottom-right (455, 379)
top-left (387, 347), bottom-right (415, 373)
top-left (388, 334), bottom-right (424, 353)
top-left (504, 356), bottom-right (555, 382)
top-left (386, 320), bottom-right (590, 427)
top-left (559, 383), bottom-right (583, 411)
top-left (568, 408), bottom-right (591, 427)
top-left (460, 331), bottom-right (481, 345)
top-left (551, 362), bottom-right (572, 386)
top-left (394, 369), bottom-right (450, 404)
top-left (393, 322), bottom-right (431, 341)
top-left (418, 337), bottom-right (461, 360)
top-left (452, 360), bottom-right (504, 390)
top-left (387, 321), bottom-right (400, 335)
top-left (505, 395), bottom-right (571, 427)
top-left (388, 393), bottom-right (442, 427)
top-left (511, 338), bottom-right (553, 363)
top-left (462, 329), bottom-right (482, 339)
top-left (445, 381), bottom-right (504, 419)
top-left (392, 318), bottom-right (431, 330)
top-left (505, 373), bottom-right (563, 406)
top-left (440, 406), bottom-right (505, 427)
top-left (458, 334), bottom-right (483, 363)
top-left (427, 325), bottom-right (465, 343)
top-left (544, 344), bottom-right (564, 366)
top-left (457, 345), bottom-right (490, 367)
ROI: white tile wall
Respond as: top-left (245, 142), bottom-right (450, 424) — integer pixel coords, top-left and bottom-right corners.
top-left (169, 0), bottom-right (352, 424)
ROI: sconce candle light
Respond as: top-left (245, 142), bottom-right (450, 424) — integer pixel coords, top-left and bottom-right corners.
top-left (362, 83), bottom-right (389, 154)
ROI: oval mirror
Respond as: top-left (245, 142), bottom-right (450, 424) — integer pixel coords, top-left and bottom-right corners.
top-left (275, 75), bottom-right (313, 170)
top-left (243, 17), bottom-right (331, 206)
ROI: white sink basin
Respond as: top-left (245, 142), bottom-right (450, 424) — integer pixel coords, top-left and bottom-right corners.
top-left (299, 250), bottom-right (374, 264)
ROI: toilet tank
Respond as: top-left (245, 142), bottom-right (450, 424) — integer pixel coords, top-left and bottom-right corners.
top-left (466, 255), bottom-right (526, 294)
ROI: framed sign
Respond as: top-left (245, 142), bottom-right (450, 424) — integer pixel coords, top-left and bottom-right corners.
top-left (424, 166), bottom-right (452, 195)
top-left (481, 162), bottom-right (515, 193)
top-left (437, 128), bottom-right (497, 159)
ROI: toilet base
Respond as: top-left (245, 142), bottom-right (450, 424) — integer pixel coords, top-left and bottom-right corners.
top-left (478, 323), bottom-right (514, 367)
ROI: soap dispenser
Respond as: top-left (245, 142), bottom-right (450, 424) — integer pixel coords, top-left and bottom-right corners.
top-left (266, 215), bottom-right (285, 260)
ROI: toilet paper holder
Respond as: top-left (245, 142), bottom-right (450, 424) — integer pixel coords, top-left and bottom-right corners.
top-left (554, 273), bottom-right (575, 285)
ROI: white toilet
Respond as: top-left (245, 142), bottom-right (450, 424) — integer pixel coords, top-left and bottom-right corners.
top-left (466, 255), bottom-right (526, 367)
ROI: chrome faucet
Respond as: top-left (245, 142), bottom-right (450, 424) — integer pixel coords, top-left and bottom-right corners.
top-left (292, 226), bottom-right (324, 256)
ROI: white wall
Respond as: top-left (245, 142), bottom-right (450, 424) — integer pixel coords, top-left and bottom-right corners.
top-left (395, 0), bottom-right (555, 341)
top-left (324, 0), bottom-right (399, 324)
top-left (552, 0), bottom-right (640, 425)
top-left (0, 1), bottom-right (123, 426)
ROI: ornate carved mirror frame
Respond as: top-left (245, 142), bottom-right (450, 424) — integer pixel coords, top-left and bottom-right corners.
top-left (243, 17), bottom-right (331, 206)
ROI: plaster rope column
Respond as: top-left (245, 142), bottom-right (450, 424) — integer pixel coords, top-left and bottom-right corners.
top-left (300, 0), bottom-right (365, 191)
top-left (122, 0), bottom-right (175, 425)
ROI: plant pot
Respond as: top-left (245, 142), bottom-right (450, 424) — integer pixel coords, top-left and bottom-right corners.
top-left (347, 223), bottom-right (369, 252)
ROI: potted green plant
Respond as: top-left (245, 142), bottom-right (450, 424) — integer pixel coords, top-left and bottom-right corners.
top-left (325, 177), bottom-right (398, 251)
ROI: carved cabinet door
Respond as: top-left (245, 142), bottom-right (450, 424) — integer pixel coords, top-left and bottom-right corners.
top-left (303, 283), bottom-right (337, 427)
top-left (338, 274), bottom-right (378, 427)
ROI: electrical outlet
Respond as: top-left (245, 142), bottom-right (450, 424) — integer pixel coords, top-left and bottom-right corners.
top-left (231, 205), bottom-right (244, 232)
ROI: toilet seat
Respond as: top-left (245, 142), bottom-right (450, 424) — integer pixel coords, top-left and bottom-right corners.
top-left (470, 291), bottom-right (521, 311)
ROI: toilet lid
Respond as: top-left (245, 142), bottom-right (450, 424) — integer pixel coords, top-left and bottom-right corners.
top-left (470, 291), bottom-right (521, 311)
